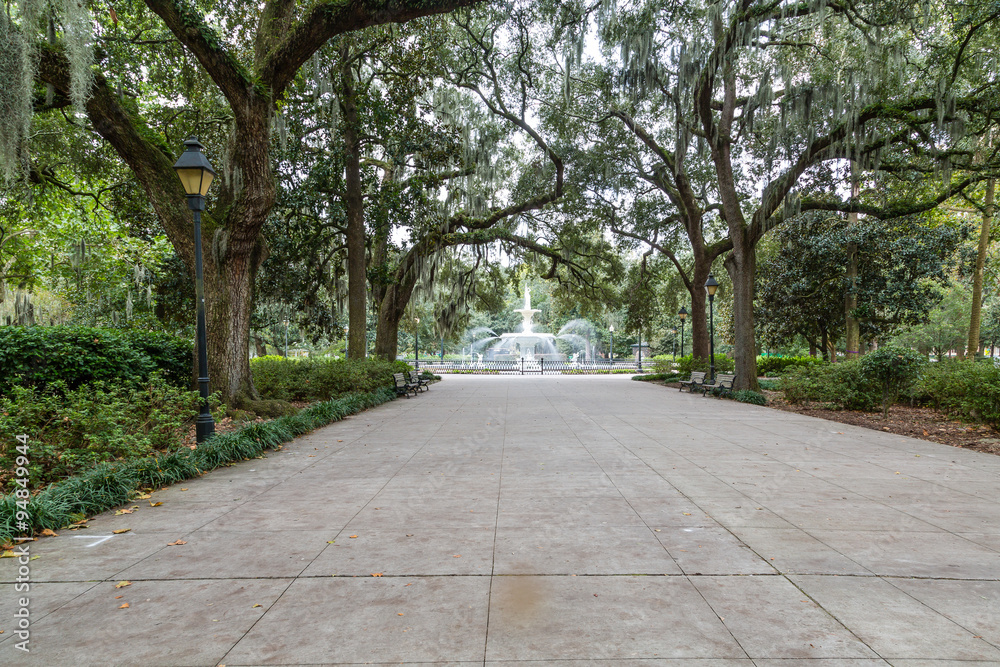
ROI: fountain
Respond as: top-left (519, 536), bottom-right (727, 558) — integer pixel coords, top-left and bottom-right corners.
top-left (484, 287), bottom-right (564, 361)
top-left (462, 288), bottom-right (606, 364)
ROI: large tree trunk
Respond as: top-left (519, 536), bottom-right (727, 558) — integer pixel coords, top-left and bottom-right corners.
top-left (340, 41), bottom-right (367, 360)
top-left (844, 174), bottom-right (861, 359)
top-left (373, 274), bottom-right (418, 361)
top-left (687, 262), bottom-right (711, 359)
top-left (204, 234), bottom-right (269, 406)
top-left (724, 240), bottom-right (760, 391)
top-left (967, 178), bottom-right (995, 358)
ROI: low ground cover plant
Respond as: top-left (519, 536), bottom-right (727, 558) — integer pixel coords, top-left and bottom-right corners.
top-left (0, 377), bottom-right (224, 491)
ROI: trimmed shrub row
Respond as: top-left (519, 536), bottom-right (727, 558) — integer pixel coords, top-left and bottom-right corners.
top-left (756, 355), bottom-right (827, 377)
top-left (0, 326), bottom-right (192, 394)
top-left (0, 387), bottom-right (395, 543)
top-left (251, 356), bottom-right (410, 402)
top-left (911, 360), bottom-right (1000, 426)
top-left (652, 354), bottom-right (736, 376)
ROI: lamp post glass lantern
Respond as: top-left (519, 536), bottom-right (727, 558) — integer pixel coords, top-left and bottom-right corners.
top-left (705, 274), bottom-right (719, 383)
top-left (173, 137), bottom-right (216, 444)
top-left (678, 306), bottom-right (687, 358)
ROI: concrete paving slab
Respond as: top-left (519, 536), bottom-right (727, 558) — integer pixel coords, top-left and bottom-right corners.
top-left (0, 531), bottom-right (179, 583)
top-left (649, 525), bottom-right (774, 575)
top-left (115, 529), bottom-right (331, 579)
top-left (789, 575), bottom-right (1000, 661)
top-left (222, 577), bottom-right (490, 665)
top-left (301, 526), bottom-right (496, 576)
top-left (0, 581), bottom-right (98, 632)
top-left (689, 575), bottom-right (878, 659)
top-left (734, 527), bottom-right (872, 575)
top-left (807, 529), bottom-right (1000, 579)
top-left (484, 575), bottom-right (748, 660)
top-left (493, 525), bottom-right (682, 575)
top-left (0, 578), bottom-right (290, 665)
top-left (5, 374), bottom-right (1000, 665)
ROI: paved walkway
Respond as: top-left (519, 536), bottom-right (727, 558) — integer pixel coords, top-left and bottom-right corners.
top-left (3, 375), bottom-right (1000, 665)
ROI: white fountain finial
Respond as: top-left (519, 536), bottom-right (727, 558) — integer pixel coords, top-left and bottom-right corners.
top-left (514, 285), bottom-right (540, 334)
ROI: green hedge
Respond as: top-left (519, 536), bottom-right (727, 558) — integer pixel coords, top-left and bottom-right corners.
top-left (911, 360), bottom-right (1000, 426)
top-left (0, 387), bottom-right (396, 543)
top-left (0, 379), bottom-right (224, 491)
top-left (657, 354), bottom-right (736, 376)
top-left (781, 359), bottom-right (880, 411)
top-left (251, 356), bottom-right (410, 401)
top-left (756, 355), bottom-right (827, 377)
top-left (0, 326), bottom-right (193, 394)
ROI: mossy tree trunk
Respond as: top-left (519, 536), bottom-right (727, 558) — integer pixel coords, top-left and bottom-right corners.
top-left (967, 178), bottom-right (995, 358)
top-left (37, 0), bottom-right (482, 406)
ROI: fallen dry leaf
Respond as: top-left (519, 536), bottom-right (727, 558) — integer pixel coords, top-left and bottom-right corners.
top-left (149, 501), bottom-right (163, 507)
top-left (0, 551), bottom-right (16, 558)
top-left (397, 613), bottom-right (404, 616)
top-left (115, 595), bottom-right (123, 600)
top-left (119, 603), bottom-right (130, 609)
top-left (167, 540), bottom-right (187, 546)
top-left (252, 604), bottom-right (262, 608)
top-left (112, 529), bottom-right (131, 535)
top-left (371, 572), bottom-right (383, 577)
top-left (137, 493), bottom-right (152, 500)
top-left (453, 554), bottom-right (462, 558)
top-left (115, 581), bottom-right (132, 589)
top-left (40, 528), bottom-right (58, 537)
top-left (349, 535), bottom-right (358, 539)
top-left (181, 488), bottom-right (189, 491)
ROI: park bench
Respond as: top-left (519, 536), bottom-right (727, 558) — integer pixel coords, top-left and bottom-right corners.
top-left (393, 372), bottom-right (419, 398)
top-left (701, 373), bottom-right (736, 397)
top-left (409, 370), bottom-right (430, 391)
top-left (678, 371), bottom-right (707, 392)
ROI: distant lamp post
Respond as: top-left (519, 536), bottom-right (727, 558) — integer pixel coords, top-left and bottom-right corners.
top-left (173, 137), bottom-right (216, 444)
top-left (283, 319), bottom-right (290, 357)
top-left (609, 324), bottom-right (615, 364)
top-left (344, 326), bottom-right (348, 357)
top-left (637, 320), bottom-right (643, 371)
top-left (414, 317), bottom-right (420, 369)
top-left (678, 306), bottom-right (688, 358)
top-left (705, 274), bottom-right (719, 382)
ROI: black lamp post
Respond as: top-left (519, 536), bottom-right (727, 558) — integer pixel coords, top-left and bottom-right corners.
top-left (344, 326), bottom-right (348, 357)
top-left (678, 306), bottom-right (687, 358)
top-left (283, 319), bottom-right (290, 357)
top-left (414, 317), bottom-right (420, 369)
top-left (609, 324), bottom-right (614, 364)
top-left (173, 137), bottom-right (216, 444)
top-left (705, 274), bottom-right (719, 383)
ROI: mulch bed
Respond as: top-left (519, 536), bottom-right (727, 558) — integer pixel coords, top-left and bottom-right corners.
top-left (662, 381), bottom-right (1000, 456)
top-left (763, 392), bottom-right (1000, 455)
